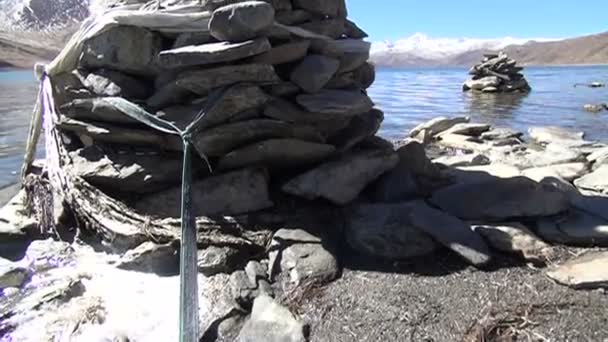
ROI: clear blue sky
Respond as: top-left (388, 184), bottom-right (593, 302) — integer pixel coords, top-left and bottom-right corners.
top-left (347, 0), bottom-right (608, 41)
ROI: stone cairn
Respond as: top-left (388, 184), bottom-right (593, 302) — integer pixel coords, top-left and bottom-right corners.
top-left (463, 52), bottom-right (531, 93)
top-left (51, 0), bottom-right (395, 274)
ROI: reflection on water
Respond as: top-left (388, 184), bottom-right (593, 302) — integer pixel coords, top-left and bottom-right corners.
top-left (372, 66), bottom-right (608, 140)
top-left (464, 92), bottom-right (528, 120)
top-left (1, 66), bottom-right (608, 188)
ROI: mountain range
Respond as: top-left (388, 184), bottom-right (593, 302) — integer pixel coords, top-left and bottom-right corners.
top-left (371, 32), bottom-right (608, 67)
top-left (0, 0), bottom-right (606, 69)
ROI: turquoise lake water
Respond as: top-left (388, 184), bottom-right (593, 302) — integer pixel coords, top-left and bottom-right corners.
top-left (1, 66), bottom-right (607, 189)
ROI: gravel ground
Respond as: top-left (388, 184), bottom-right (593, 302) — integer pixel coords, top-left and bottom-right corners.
top-left (297, 248), bottom-right (608, 342)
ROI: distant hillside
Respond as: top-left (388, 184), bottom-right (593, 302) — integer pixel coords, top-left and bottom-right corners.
top-left (372, 32), bottom-right (608, 67)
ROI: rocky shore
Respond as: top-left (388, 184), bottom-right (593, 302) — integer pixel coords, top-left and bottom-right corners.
top-left (2, 115), bottom-right (608, 341)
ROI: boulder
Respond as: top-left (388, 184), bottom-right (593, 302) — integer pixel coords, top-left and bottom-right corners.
top-left (345, 203), bottom-right (439, 259)
top-left (230, 261), bottom-right (272, 309)
top-left (135, 168), bottom-right (273, 218)
top-left (116, 241), bottom-right (179, 276)
top-left (394, 140), bottom-right (441, 178)
top-left (298, 19), bottom-right (345, 39)
top-left (433, 153), bottom-right (490, 167)
top-left (268, 229), bottom-right (339, 287)
top-left (251, 40), bottom-right (310, 65)
top-left (175, 64), bottom-right (280, 95)
top-left (443, 163), bottom-right (522, 184)
top-left (547, 252), bottom-right (608, 289)
top-left (0, 257), bottom-right (29, 289)
top-left (292, 0), bottom-right (345, 17)
top-left (193, 119), bottom-right (323, 157)
top-left (67, 146), bottom-right (183, 194)
top-left (296, 89), bottom-right (374, 115)
top-left (528, 126), bottom-right (585, 145)
top-left (282, 149), bottom-right (398, 205)
top-left (158, 38), bottom-right (271, 68)
top-left (209, 1), bottom-right (275, 42)
top-left (406, 201), bottom-right (492, 266)
top-left (275, 10), bottom-right (312, 25)
top-left (24, 239), bottom-right (75, 272)
top-left (472, 223), bottom-right (553, 262)
top-left (81, 69), bottom-right (151, 99)
top-left (290, 54), bottom-right (340, 93)
top-left (522, 163), bottom-right (589, 182)
top-left (430, 176), bottom-right (569, 220)
top-left (198, 246), bottom-right (244, 276)
top-left (80, 26), bottom-right (162, 76)
top-left (217, 139), bottom-right (335, 170)
top-left (409, 116), bottom-right (470, 139)
top-left (236, 295), bottom-right (306, 342)
top-left (574, 165), bottom-right (608, 194)
top-left (536, 209), bottom-right (608, 246)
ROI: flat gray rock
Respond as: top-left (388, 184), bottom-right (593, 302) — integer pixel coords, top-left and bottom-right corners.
top-left (345, 19), bottom-right (368, 38)
top-left (217, 139), bottom-right (336, 170)
top-left (80, 26), bottom-right (162, 76)
top-left (536, 209), bottom-right (608, 246)
top-left (292, 0), bottom-right (344, 17)
top-left (438, 123), bottom-right (491, 137)
top-left (60, 97), bottom-right (144, 125)
top-left (296, 89), bottom-right (374, 115)
top-left (547, 252), bottom-right (608, 289)
top-left (263, 82), bottom-right (300, 97)
top-left (463, 76), bottom-right (500, 91)
top-left (263, 97), bottom-right (352, 137)
top-left (194, 84), bottom-right (270, 130)
top-left (407, 200), bottom-right (491, 266)
top-left (193, 119), bottom-right (323, 157)
top-left (176, 64), bottom-right (280, 95)
top-left (529, 126), bottom-right (585, 145)
top-left (172, 31), bottom-right (213, 49)
top-left (338, 52), bottom-right (370, 73)
top-left (430, 176), bottom-right (570, 220)
top-left (236, 295), bottom-right (306, 342)
top-left (67, 146), bottom-right (183, 194)
top-left (522, 163), bottom-right (589, 182)
top-left (251, 40), bottom-right (310, 65)
top-left (395, 139), bottom-right (441, 178)
top-left (136, 168), bottom-right (273, 218)
top-left (409, 116), bottom-right (470, 139)
top-left (158, 38), bottom-right (271, 68)
top-left (282, 149), bottom-right (398, 205)
top-left (82, 69), bottom-right (151, 99)
top-left (328, 109), bottom-right (383, 152)
top-left (268, 229), bottom-right (339, 287)
top-left (433, 153), bottom-right (490, 167)
top-left (345, 203), bottom-right (439, 260)
top-left (230, 262), bottom-right (273, 309)
top-left (472, 223), bottom-right (553, 262)
top-left (210, 1), bottom-right (275, 42)
top-left (0, 190), bottom-right (38, 244)
top-left (574, 164), bottom-right (608, 194)
top-left (367, 167), bottom-right (419, 203)
top-left (290, 54), bottom-right (340, 93)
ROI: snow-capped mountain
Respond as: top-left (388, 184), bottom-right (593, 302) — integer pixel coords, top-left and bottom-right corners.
top-left (370, 33), bottom-right (563, 66)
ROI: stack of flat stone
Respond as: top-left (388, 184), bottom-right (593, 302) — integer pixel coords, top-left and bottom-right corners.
top-left (51, 0), bottom-right (393, 219)
top-left (463, 52), bottom-right (531, 93)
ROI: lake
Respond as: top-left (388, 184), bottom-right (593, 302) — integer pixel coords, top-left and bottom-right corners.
top-left (1, 66), bottom-right (607, 189)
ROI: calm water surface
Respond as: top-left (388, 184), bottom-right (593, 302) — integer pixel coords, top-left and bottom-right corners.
top-left (1, 66), bottom-right (607, 188)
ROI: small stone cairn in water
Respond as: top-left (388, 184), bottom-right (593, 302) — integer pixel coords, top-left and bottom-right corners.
top-left (53, 0), bottom-right (390, 220)
top-left (463, 52), bottom-right (531, 93)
